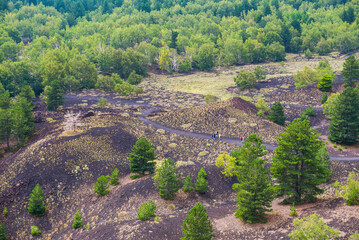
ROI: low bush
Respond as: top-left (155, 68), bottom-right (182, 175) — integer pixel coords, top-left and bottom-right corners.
top-left (97, 97), bottom-right (108, 108)
top-left (289, 203), bottom-right (297, 216)
top-left (334, 172), bottom-right (359, 205)
top-left (130, 174), bottom-right (141, 180)
top-left (31, 226), bottom-right (41, 236)
top-left (204, 94), bottom-right (218, 104)
top-left (73, 211), bottom-right (83, 229)
top-left (137, 201), bottom-right (156, 221)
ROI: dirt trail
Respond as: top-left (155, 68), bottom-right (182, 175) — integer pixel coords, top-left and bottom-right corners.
top-left (64, 94), bottom-right (359, 161)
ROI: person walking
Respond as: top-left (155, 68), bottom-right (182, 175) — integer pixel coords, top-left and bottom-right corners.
top-left (211, 134), bottom-right (214, 140)
top-left (218, 133), bottom-right (221, 139)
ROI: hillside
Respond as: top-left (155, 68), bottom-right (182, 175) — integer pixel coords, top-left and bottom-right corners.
top-left (151, 97), bottom-right (285, 144)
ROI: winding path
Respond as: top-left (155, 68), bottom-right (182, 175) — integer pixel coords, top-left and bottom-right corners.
top-left (65, 94), bottom-right (359, 161)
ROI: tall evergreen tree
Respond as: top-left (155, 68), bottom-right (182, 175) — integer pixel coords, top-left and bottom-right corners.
top-left (321, 92), bottom-right (328, 104)
top-left (216, 134), bottom-right (274, 223)
top-left (233, 134), bottom-right (274, 223)
top-left (181, 202), bottom-right (215, 240)
top-left (129, 137), bottom-right (156, 175)
top-left (267, 101), bottom-right (286, 125)
top-left (0, 91), bottom-right (10, 109)
top-left (0, 222), bottom-right (7, 240)
top-left (46, 80), bottom-right (64, 111)
top-left (329, 87), bottom-right (359, 145)
top-left (153, 158), bottom-right (181, 200)
top-left (342, 55), bottom-right (359, 87)
top-left (271, 119), bottom-right (332, 203)
top-left (28, 184), bottom-right (47, 217)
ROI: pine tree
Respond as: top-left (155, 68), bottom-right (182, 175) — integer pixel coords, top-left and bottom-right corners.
top-left (267, 101), bottom-right (286, 125)
top-left (329, 87), bottom-right (359, 145)
top-left (182, 175), bottom-right (195, 193)
top-left (195, 168), bottom-right (208, 194)
top-left (129, 137), bottom-right (156, 175)
top-left (19, 85), bottom-right (35, 103)
top-left (73, 210), bottom-right (83, 229)
top-left (0, 108), bottom-right (13, 150)
top-left (94, 175), bottom-right (110, 196)
top-left (271, 119), bottom-right (332, 203)
top-left (46, 80), bottom-right (64, 111)
top-left (317, 74), bottom-right (333, 92)
top-left (321, 92), bottom-right (328, 104)
top-left (28, 184), bottom-right (47, 217)
top-left (0, 222), bottom-right (7, 240)
top-left (110, 168), bottom-right (120, 185)
top-left (0, 91), bottom-right (10, 109)
top-left (342, 55), bottom-right (359, 87)
top-left (153, 158), bottom-right (181, 200)
top-left (181, 202), bottom-right (215, 240)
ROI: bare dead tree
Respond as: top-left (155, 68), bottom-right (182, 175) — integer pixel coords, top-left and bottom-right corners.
top-left (63, 111), bottom-right (82, 131)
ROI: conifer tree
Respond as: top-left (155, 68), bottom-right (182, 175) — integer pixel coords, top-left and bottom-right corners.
top-left (271, 119), bottom-right (332, 203)
top-left (267, 101), bottom-right (286, 125)
top-left (46, 80), bottom-right (64, 111)
top-left (73, 210), bottom-right (83, 229)
top-left (0, 108), bottom-right (13, 150)
top-left (317, 74), bottom-right (333, 92)
top-left (28, 184), bottom-right (46, 217)
top-left (110, 168), bottom-right (120, 185)
top-left (329, 87), bottom-right (359, 145)
top-left (153, 158), bottom-right (181, 200)
top-left (19, 85), bottom-right (35, 103)
top-left (0, 222), bottom-right (7, 240)
top-left (216, 134), bottom-right (274, 223)
top-left (129, 137), bottom-right (156, 175)
top-left (182, 175), bottom-right (195, 193)
top-left (195, 168), bottom-right (208, 194)
top-left (181, 202), bottom-right (215, 240)
top-left (94, 175), bottom-right (110, 196)
top-left (342, 55), bottom-right (359, 87)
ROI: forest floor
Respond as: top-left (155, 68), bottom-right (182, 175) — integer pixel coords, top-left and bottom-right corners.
top-left (0, 52), bottom-right (359, 239)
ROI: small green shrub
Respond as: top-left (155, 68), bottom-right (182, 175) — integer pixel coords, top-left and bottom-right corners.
top-left (86, 223), bottom-right (90, 230)
top-left (154, 216), bottom-right (160, 222)
top-left (195, 168), bottom-right (208, 194)
top-left (338, 145), bottom-right (342, 151)
top-left (0, 222), bottom-right (7, 240)
top-left (255, 98), bottom-right (269, 112)
top-left (130, 174), bottom-right (141, 180)
top-left (334, 172), bottom-right (359, 205)
top-left (134, 88), bottom-right (144, 96)
top-left (345, 146), bottom-right (348, 149)
top-left (304, 49), bottom-right (313, 59)
top-left (94, 175), bottom-right (110, 196)
top-left (288, 214), bottom-right (339, 239)
top-left (31, 226), bottom-right (41, 236)
top-left (321, 92), bottom-right (328, 104)
top-left (182, 175), bottom-right (195, 193)
top-left (2, 207), bottom-right (7, 216)
top-left (254, 66), bottom-right (266, 80)
top-left (333, 142), bottom-right (337, 148)
top-left (97, 97), bottom-right (108, 108)
top-left (257, 110), bottom-right (264, 116)
top-left (127, 71), bottom-right (142, 85)
top-left (114, 82), bottom-right (136, 96)
top-left (137, 201), bottom-right (156, 221)
top-left (304, 106), bottom-right (315, 117)
top-left (204, 94), bottom-right (217, 104)
top-left (289, 203), bottom-right (297, 216)
top-left (179, 59), bottom-right (193, 73)
top-left (350, 232), bottom-right (359, 240)
top-left (110, 168), bottom-right (120, 186)
top-left (73, 210), bottom-right (83, 229)
top-left (234, 70), bottom-right (257, 90)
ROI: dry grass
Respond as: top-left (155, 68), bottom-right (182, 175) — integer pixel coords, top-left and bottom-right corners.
top-left (142, 52), bottom-right (348, 101)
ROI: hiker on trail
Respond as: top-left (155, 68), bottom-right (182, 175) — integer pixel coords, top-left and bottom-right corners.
top-left (218, 133), bottom-right (221, 139)
top-left (211, 134), bottom-right (214, 140)
top-left (216, 131), bottom-right (219, 138)
top-left (240, 136), bottom-right (243, 142)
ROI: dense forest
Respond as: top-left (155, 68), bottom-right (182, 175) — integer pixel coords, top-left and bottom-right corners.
top-left (0, 0), bottom-right (358, 97)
